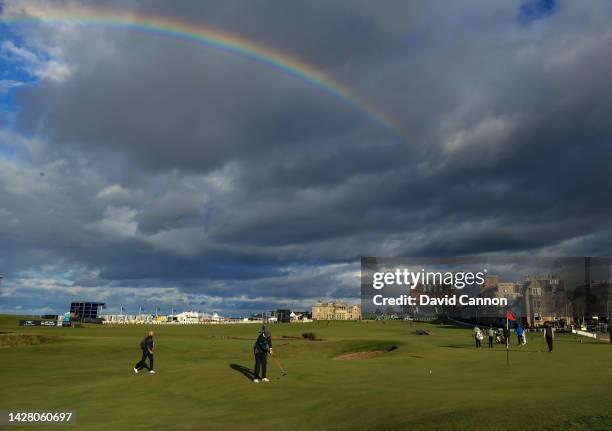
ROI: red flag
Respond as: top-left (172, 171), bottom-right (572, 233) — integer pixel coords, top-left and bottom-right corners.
top-left (506, 310), bottom-right (517, 321)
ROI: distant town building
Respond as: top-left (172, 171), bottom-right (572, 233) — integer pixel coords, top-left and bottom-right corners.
top-left (523, 275), bottom-right (573, 327)
top-left (312, 301), bottom-right (361, 320)
top-left (482, 275), bottom-right (499, 292)
top-left (275, 309), bottom-right (291, 323)
top-left (496, 282), bottom-right (521, 302)
top-left (572, 281), bottom-right (610, 322)
top-left (290, 311), bottom-right (312, 322)
top-left (175, 311), bottom-right (200, 323)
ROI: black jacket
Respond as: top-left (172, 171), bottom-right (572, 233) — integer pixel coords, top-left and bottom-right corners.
top-left (140, 336), bottom-right (154, 352)
top-left (544, 326), bottom-right (554, 340)
top-left (254, 332), bottom-right (272, 355)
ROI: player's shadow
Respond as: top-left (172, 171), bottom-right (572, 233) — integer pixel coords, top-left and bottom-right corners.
top-left (230, 363), bottom-right (255, 381)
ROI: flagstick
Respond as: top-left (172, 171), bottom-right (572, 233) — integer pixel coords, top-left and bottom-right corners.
top-left (506, 316), bottom-right (510, 367)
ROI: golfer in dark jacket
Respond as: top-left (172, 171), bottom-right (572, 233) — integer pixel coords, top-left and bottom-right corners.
top-left (253, 327), bottom-right (272, 383)
top-left (544, 323), bottom-right (554, 352)
top-left (134, 331), bottom-right (155, 374)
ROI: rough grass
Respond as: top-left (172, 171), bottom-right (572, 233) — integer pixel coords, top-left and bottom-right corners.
top-left (0, 333), bottom-right (58, 348)
top-left (0, 316), bottom-right (611, 431)
top-left (302, 331), bottom-right (317, 340)
top-left (543, 415), bottom-right (612, 431)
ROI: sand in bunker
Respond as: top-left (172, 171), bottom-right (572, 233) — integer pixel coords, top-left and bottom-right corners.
top-left (334, 346), bottom-right (397, 360)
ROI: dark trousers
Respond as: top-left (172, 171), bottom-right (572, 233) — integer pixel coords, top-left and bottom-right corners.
top-left (488, 336), bottom-right (493, 348)
top-left (546, 337), bottom-right (553, 352)
top-left (475, 338), bottom-right (481, 348)
top-left (254, 352), bottom-right (267, 379)
top-left (135, 350), bottom-right (154, 370)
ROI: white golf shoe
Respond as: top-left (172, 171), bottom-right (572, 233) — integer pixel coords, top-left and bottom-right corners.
top-left (262, 378), bottom-right (270, 382)
top-left (149, 370), bottom-right (156, 374)
top-left (133, 368), bottom-right (138, 374)
top-left (253, 379), bottom-right (260, 383)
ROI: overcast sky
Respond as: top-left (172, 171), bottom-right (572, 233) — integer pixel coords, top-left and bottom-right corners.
top-left (1, 0), bottom-right (612, 316)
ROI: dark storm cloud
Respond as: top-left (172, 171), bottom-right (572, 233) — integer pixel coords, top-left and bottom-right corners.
top-left (112, 0), bottom-right (418, 69)
top-left (2, 0), bottom-right (612, 315)
top-left (13, 35), bottom-right (366, 173)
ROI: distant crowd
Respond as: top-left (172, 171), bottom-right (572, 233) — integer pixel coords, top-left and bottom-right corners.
top-left (472, 322), bottom-right (555, 352)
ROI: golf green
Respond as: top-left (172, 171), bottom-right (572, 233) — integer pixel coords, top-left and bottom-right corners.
top-left (1, 316), bottom-right (611, 431)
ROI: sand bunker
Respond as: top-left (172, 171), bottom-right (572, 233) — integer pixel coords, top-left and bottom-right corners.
top-left (334, 346), bottom-right (397, 360)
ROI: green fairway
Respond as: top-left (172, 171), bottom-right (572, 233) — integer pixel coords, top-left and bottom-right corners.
top-left (1, 316), bottom-right (611, 431)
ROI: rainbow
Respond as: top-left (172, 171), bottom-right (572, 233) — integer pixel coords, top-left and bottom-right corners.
top-left (1, 5), bottom-right (402, 137)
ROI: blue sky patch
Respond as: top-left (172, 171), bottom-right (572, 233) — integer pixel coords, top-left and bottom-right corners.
top-left (519, 0), bottom-right (557, 23)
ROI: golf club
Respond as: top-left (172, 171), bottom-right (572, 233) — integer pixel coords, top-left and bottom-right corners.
top-left (270, 352), bottom-right (287, 376)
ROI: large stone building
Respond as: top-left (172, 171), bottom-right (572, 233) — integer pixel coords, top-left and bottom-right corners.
top-left (312, 301), bottom-right (361, 320)
top-left (496, 282), bottom-right (522, 302)
top-left (481, 275), bottom-right (500, 293)
top-left (523, 275), bottom-right (574, 327)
